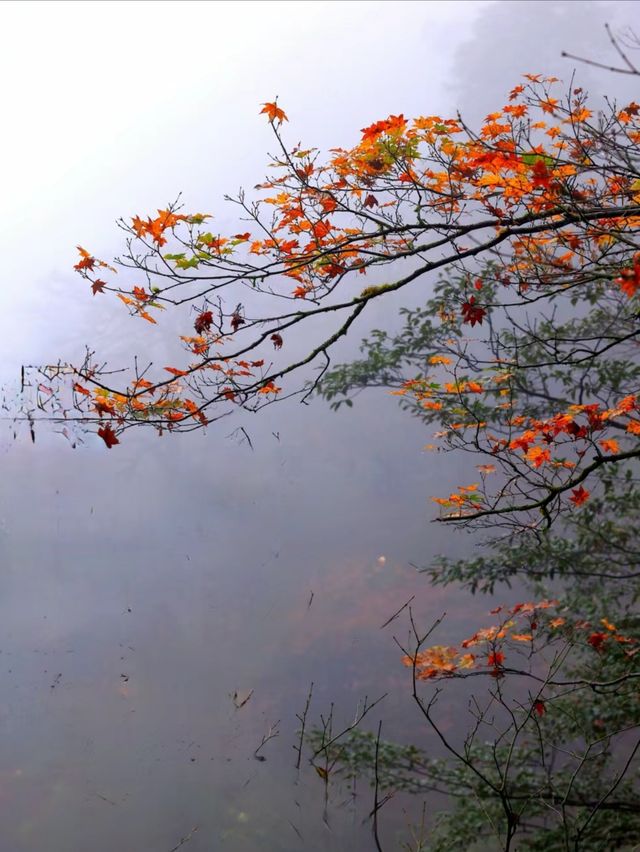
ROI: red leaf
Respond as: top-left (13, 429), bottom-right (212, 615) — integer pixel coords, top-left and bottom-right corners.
top-left (279, 239), bottom-right (299, 255)
top-left (531, 158), bottom-right (552, 188)
top-left (231, 310), bottom-right (245, 332)
top-left (569, 485), bottom-right (590, 507)
top-left (91, 279), bottom-right (107, 295)
top-left (587, 632), bottom-right (607, 652)
top-left (461, 296), bottom-right (486, 327)
top-left (615, 258), bottom-right (640, 298)
top-left (74, 256), bottom-right (96, 272)
top-left (98, 424), bottom-right (120, 448)
top-left (313, 220), bottom-right (331, 240)
top-left (271, 333), bottom-right (283, 349)
top-left (533, 700), bottom-right (545, 717)
top-left (74, 246), bottom-right (96, 272)
top-left (194, 310), bottom-right (213, 334)
top-left (487, 651), bottom-right (505, 667)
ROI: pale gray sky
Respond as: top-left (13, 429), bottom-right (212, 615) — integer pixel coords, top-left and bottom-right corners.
top-left (1, 0), bottom-right (632, 374)
top-left (0, 0), bottom-right (488, 371)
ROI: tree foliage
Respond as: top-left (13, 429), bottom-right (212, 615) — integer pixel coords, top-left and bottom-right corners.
top-left (301, 33), bottom-right (640, 852)
top-left (23, 68), bottom-right (640, 528)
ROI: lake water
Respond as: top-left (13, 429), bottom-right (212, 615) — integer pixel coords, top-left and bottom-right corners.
top-left (0, 2), bottom-right (635, 848)
top-left (0, 389), bottom-right (499, 850)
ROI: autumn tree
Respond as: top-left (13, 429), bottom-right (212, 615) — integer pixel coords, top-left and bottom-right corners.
top-left (306, 508), bottom-right (640, 850)
top-left (19, 25), bottom-right (640, 849)
top-left (311, 311), bottom-right (640, 847)
top-left (303, 33), bottom-right (640, 851)
top-left (22, 60), bottom-right (640, 532)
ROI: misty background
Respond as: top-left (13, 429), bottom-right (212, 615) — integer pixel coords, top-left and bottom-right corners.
top-left (0, 2), bottom-right (636, 849)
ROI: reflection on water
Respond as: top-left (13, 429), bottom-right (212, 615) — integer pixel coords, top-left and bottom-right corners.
top-left (0, 390), bottom-right (496, 850)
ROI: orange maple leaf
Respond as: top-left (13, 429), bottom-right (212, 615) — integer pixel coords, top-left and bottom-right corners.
top-left (258, 381), bottom-right (282, 395)
top-left (476, 464), bottom-right (496, 475)
top-left (615, 258), bottom-right (640, 298)
top-left (94, 399), bottom-right (116, 416)
top-left (261, 101), bottom-right (288, 123)
top-left (599, 438), bottom-right (620, 454)
top-left (525, 446), bottom-right (551, 468)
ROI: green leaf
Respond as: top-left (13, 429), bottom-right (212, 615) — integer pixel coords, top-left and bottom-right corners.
top-left (521, 152), bottom-right (555, 167)
top-left (175, 256), bottom-right (200, 270)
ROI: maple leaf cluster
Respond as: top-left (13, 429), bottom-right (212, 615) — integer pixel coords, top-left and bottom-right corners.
top-left (59, 76), bottom-right (640, 512)
top-left (131, 209), bottom-right (188, 247)
top-left (403, 601), bottom-right (636, 683)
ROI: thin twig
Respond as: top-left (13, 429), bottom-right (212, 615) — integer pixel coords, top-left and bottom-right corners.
top-left (372, 719), bottom-right (386, 852)
top-left (313, 693), bottom-right (388, 759)
top-left (380, 595), bottom-right (416, 630)
top-left (295, 681), bottom-right (314, 770)
top-left (167, 826), bottom-right (199, 852)
top-left (254, 719), bottom-right (280, 760)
